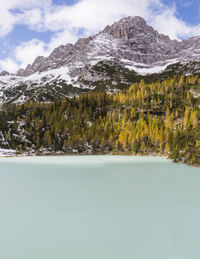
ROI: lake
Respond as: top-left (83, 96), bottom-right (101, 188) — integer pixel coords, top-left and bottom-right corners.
top-left (0, 156), bottom-right (200, 259)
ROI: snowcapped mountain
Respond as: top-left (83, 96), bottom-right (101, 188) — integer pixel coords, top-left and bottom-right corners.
top-left (1, 16), bottom-right (200, 105)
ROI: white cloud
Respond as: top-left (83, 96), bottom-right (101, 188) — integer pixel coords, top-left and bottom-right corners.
top-left (0, 0), bottom-right (51, 9)
top-left (22, 9), bottom-right (43, 28)
top-left (14, 39), bottom-right (48, 69)
top-left (0, 10), bottom-right (16, 37)
top-left (0, 58), bottom-right (19, 73)
top-left (150, 5), bottom-right (200, 40)
top-left (12, 30), bottom-right (78, 70)
top-left (0, 0), bottom-right (51, 37)
top-left (31, 0), bottom-right (200, 40)
top-left (40, 0), bottom-right (162, 33)
top-left (1, 0), bottom-right (200, 73)
top-left (47, 30), bottom-right (79, 50)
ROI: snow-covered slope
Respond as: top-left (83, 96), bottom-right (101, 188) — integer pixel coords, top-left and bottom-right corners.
top-left (1, 16), bottom-right (200, 105)
top-left (0, 66), bottom-right (91, 105)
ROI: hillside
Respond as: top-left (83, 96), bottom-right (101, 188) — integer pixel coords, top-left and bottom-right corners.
top-left (0, 74), bottom-right (200, 166)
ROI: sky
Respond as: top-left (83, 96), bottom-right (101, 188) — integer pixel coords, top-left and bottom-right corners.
top-left (0, 0), bottom-right (200, 73)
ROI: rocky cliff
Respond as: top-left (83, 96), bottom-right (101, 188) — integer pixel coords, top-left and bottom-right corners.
top-left (1, 16), bottom-right (200, 105)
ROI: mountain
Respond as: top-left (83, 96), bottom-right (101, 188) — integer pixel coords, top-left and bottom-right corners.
top-left (1, 16), bottom-right (200, 105)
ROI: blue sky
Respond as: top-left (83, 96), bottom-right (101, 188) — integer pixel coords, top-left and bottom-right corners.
top-left (162, 0), bottom-right (200, 24)
top-left (0, 0), bottom-right (200, 72)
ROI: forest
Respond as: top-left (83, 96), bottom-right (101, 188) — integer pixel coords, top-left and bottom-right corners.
top-left (0, 74), bottom-right (200, 166)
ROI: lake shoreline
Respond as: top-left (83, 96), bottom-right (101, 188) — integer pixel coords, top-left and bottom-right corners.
top-left (0, 148), bottom-right (199, 168)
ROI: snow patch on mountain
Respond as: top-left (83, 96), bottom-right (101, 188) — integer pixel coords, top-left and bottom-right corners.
top-left (1, 16), bottom-right (200, 105)
top-left (25, 67), bottom-right (74, 85)
top-left (0, 67), bottom-right (79, 91)
top-left (121, 59), bottom-right (179, 75)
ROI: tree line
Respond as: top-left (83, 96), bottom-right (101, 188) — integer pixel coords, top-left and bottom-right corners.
top-left (0, 74), bottom-right (200, 166)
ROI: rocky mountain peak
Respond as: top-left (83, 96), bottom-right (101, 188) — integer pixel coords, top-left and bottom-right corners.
top-left (75, 37), bottom-right (93, 47)
top-left (0, 70), bottom-right (10, 76)
top-left (102, 16), bottom-right (149, 40)
top-left (13, 16), bottom-right (200, 78)
top-left (104, 16), bottom-right (166, 40)
top-left (17, 56), bottom-right (46, 77)
top-left (2, 16), bottom-right (200, 106)
top-left (49, 44), bottom-right (73, 59)
top-left (116, 16), bottom-right (147, 28)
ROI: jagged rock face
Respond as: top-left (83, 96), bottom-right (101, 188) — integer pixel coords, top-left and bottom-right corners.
top-left (105, 16), bottom-right (169, 41)
top-left (15, 16), bottom-right (200, 78)
top-left (180, 37), bottom-right (200, 59)
top-left (103, 16), bottom-right (179, 63)
top-left (17, 45), bottom-right (74, 76)
top-left (1, 15), bottom-right (200, 106)
top-left (15, 16), bottom-right (178, 77)
top-left (17, 56), bottom-right (46, 77)
top-left (0, 71), bottom-right (10, 76)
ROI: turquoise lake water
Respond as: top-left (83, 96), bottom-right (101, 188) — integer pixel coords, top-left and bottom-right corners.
top-left (0, 156), bottom-right (200, 259)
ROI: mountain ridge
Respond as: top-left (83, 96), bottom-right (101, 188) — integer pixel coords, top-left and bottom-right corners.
top-left (1, 16), bottom-right (200, 105)
top-left (14, 16), bottom-right (197, 78)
